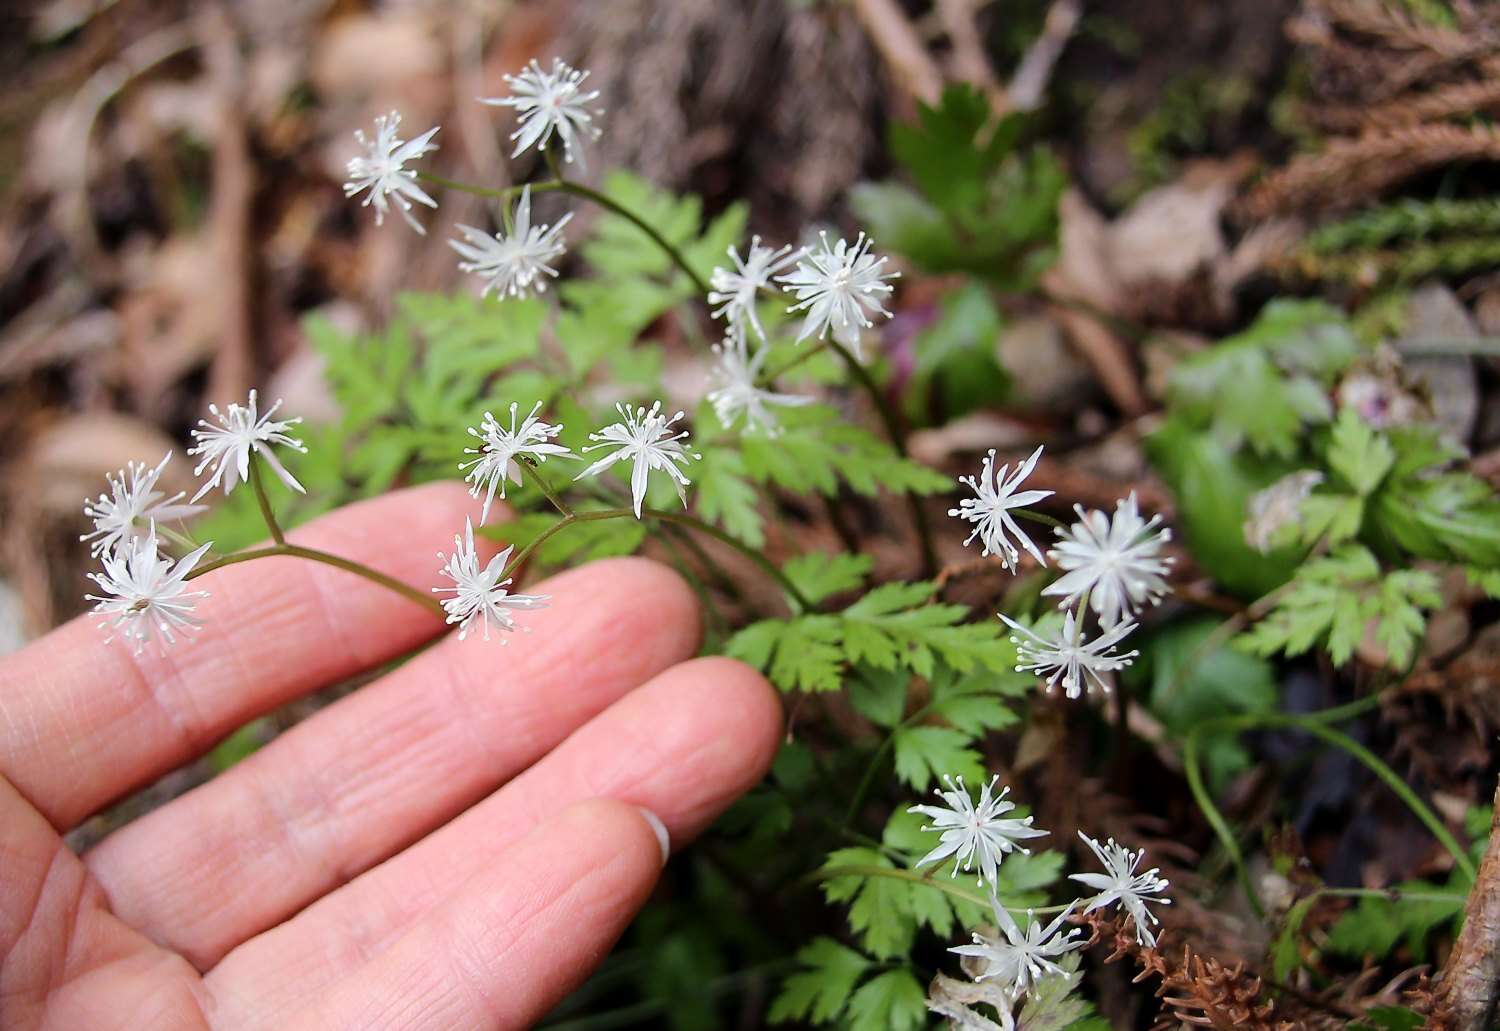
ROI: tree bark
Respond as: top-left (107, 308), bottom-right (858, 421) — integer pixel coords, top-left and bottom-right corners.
top-left (1433, 777), bottom-right (1500, 1030)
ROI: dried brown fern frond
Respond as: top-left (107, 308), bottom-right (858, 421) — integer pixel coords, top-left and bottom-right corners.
top-left (1238, 123), bottom-right (1500, 219)
top-left (1316, 0), bottom-right (1500, 70)
top-left (1082, 911), bottom-right (1320, 1030)
top-left (1241, 0), bottom-right (1500, 224)
top-left (1312, 78), bottom-right (1500, 133)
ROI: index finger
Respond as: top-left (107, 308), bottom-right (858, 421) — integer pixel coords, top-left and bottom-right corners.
top-left (0, 482), bottom-right (483, 830)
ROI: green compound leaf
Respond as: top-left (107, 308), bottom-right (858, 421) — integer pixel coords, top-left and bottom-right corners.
top-left (846, 969), bottom-right (927, 1031)
top-left (740, 405), bottom-right (951, 499)
top-left (767, 937), bottom-right (870, 1025)
top-left (1238, 546), bottom-right (1440, 668)
top-left (819, 848), bottom-right (920, 959)
top-left (1324, 873), bottom-right (1466, 963)
top-left (694, 447), bottom-right (765, 548)
top-left (1325, 409), bottom-right (1395, 497)
top-left (783, 552), bottom-right (875, 605)
top-left (892, 725), bottom-right (983, 791)
top-left (727, 583), bottom-right (1014, 694)
top-left (1166, 299), bottom-right (1357, 459)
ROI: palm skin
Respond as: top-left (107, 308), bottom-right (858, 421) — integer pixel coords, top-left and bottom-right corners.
top-left (0, 483), bottom-right (780, 1030)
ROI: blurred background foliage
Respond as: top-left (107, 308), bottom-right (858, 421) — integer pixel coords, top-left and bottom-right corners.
top-left (8, 0), bottom-right (1500, 1028)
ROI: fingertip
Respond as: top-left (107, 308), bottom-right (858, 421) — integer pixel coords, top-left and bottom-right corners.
top-left (675, 655), bottom-right (783, 780)
top-left (545, 556), bottom-right (702, 654)
top-left (591, 656), bottom-right (782, 842)
top-left (553, 797), bottom-right (669, 879)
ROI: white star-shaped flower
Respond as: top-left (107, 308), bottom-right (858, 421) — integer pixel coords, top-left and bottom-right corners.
top-left (777, 230), bottom-right (898, 358)
top-left (575, 401), bottom-right (700, 519)
top-left (433, 518), bottom-right (548, 642)
top-left (81, 452), bottom-right (206, 558)
top-left (343, 111), bottom-right (440, 234)
top-left (1000, 611), bottom-right (1138, 699)
top-left (86, 525), bottom-right (213, 654)
top-left (482, 58), bottom-right (603, 170)
top-left (460, 401), bottom-right (573, 524)
top-left (1042, 493), bottom-right (1173, 628)
top-left (950, 900), bottom-right (1082, 999)
top-left (1070, 831), bottom-right (1172, 947)
top-left (450, 185), bottom-right (573, 299)
top-left (708, 236), bottom-right (796, 343)
top-left (187, 389), bottom-right (307, 503)
top-left (907, 775), bottom-right (1047, 887)
top-left (950, 447), bottom-right (1052, 572)
top-left (706, 337), bottom-right (811, 434)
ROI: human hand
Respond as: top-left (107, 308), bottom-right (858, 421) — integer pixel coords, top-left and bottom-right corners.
top-left (0, 483), bottom-right (781, 1030)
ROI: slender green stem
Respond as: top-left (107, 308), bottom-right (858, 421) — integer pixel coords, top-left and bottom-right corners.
top-left (499, 505), bottom-right (812, 612)
top-left (188, 543), bottom-right (445, 618)
top-left (826, 339), bottom-right (937, 577)
top-left (648, 524), bottom-right (729, 644)
top-left (646, 508), bottom-right (812, 612)
top-left (1285, 716), bottom-right (1476, 881)
top-left (1012, 507), bottom-right (1066, 531)
top-left (523, 460), bottom-right (573, 517)
top-left (500, 508), bottom-right (633, 580)
top-left (248, 456), bottom-right (285, 546)
top-left (1184, 702), bottom-right (1477, 921)
top-left (843, 700), bottom-right (935, 829)
top-left (1315, 885), bottom-right (1468, 904)
top-left (417, 171), bottom-right (562, 203)
top-left (1183, 729), bottom-right (1265, 918)
top-left (809, 864), bottom-right (1071, 915)
top-left (554, 180), bottom-right (711, 295)
top-left (761, 338), bottom-right (830, 383)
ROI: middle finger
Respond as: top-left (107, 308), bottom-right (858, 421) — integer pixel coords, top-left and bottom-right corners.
top-left (83, 556), bottom-right (701, 969)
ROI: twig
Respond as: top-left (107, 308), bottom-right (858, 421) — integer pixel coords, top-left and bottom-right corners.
top-left (200, 3), bottom-right (253, 405)
top-left (1044, 299), bottom-right (1149, 416)
top-left (850, 0), bottom-right (944, 105)
top-left (1006, 0), bottom-right (1082, 112)
top-left (1433, 777), bottom-right (1500, 1030)
top-left (56, 24), bottom-right (198, 277)
top-left (935, 0), bottom-right (1006, 110)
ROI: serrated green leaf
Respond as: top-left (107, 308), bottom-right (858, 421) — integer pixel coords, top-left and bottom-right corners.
top-left (819, 849), bottom-right (919, 958)
top-left (694, 447), bottom-right (764, 548)
top-left (1016, 952), bottom-right (1095, 1031)
top-left (1166, 299), bottom-right (1355, 459)
top-left (892, 725), bottom-right (983, 791)
top-left (740, 406), bottom-right (952, 499)
top-left (727, 616), bottom-right (845, 694)
top-left (1239, 546), bottom-right (1438, 669)
top-left (768, 938), bottom-right (870, 1025)
top-left (1324, 874), bottom-right (1465, 962)
top-left (783, 552), bottom-right (874, 605)
top-left (1298, 492), bottom-right (1364, 546)
top-left (1468, 566), bottom-right (1500, 599)
top-left (846, 969), bottom-right (927, 1031)
top-left (1327, 409), bottom-right (1395, 496)
top-left (994, 850), bottom-right (1065, 905)
top-left (847, 666), bottom-right (910, 728)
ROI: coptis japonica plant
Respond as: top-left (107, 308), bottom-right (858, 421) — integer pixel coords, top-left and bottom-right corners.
top-left (78, 66), bottom-right (1499, 1031)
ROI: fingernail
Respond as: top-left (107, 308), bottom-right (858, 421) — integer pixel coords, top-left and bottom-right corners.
top-left (636, 806), bottom-right (670, 866)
